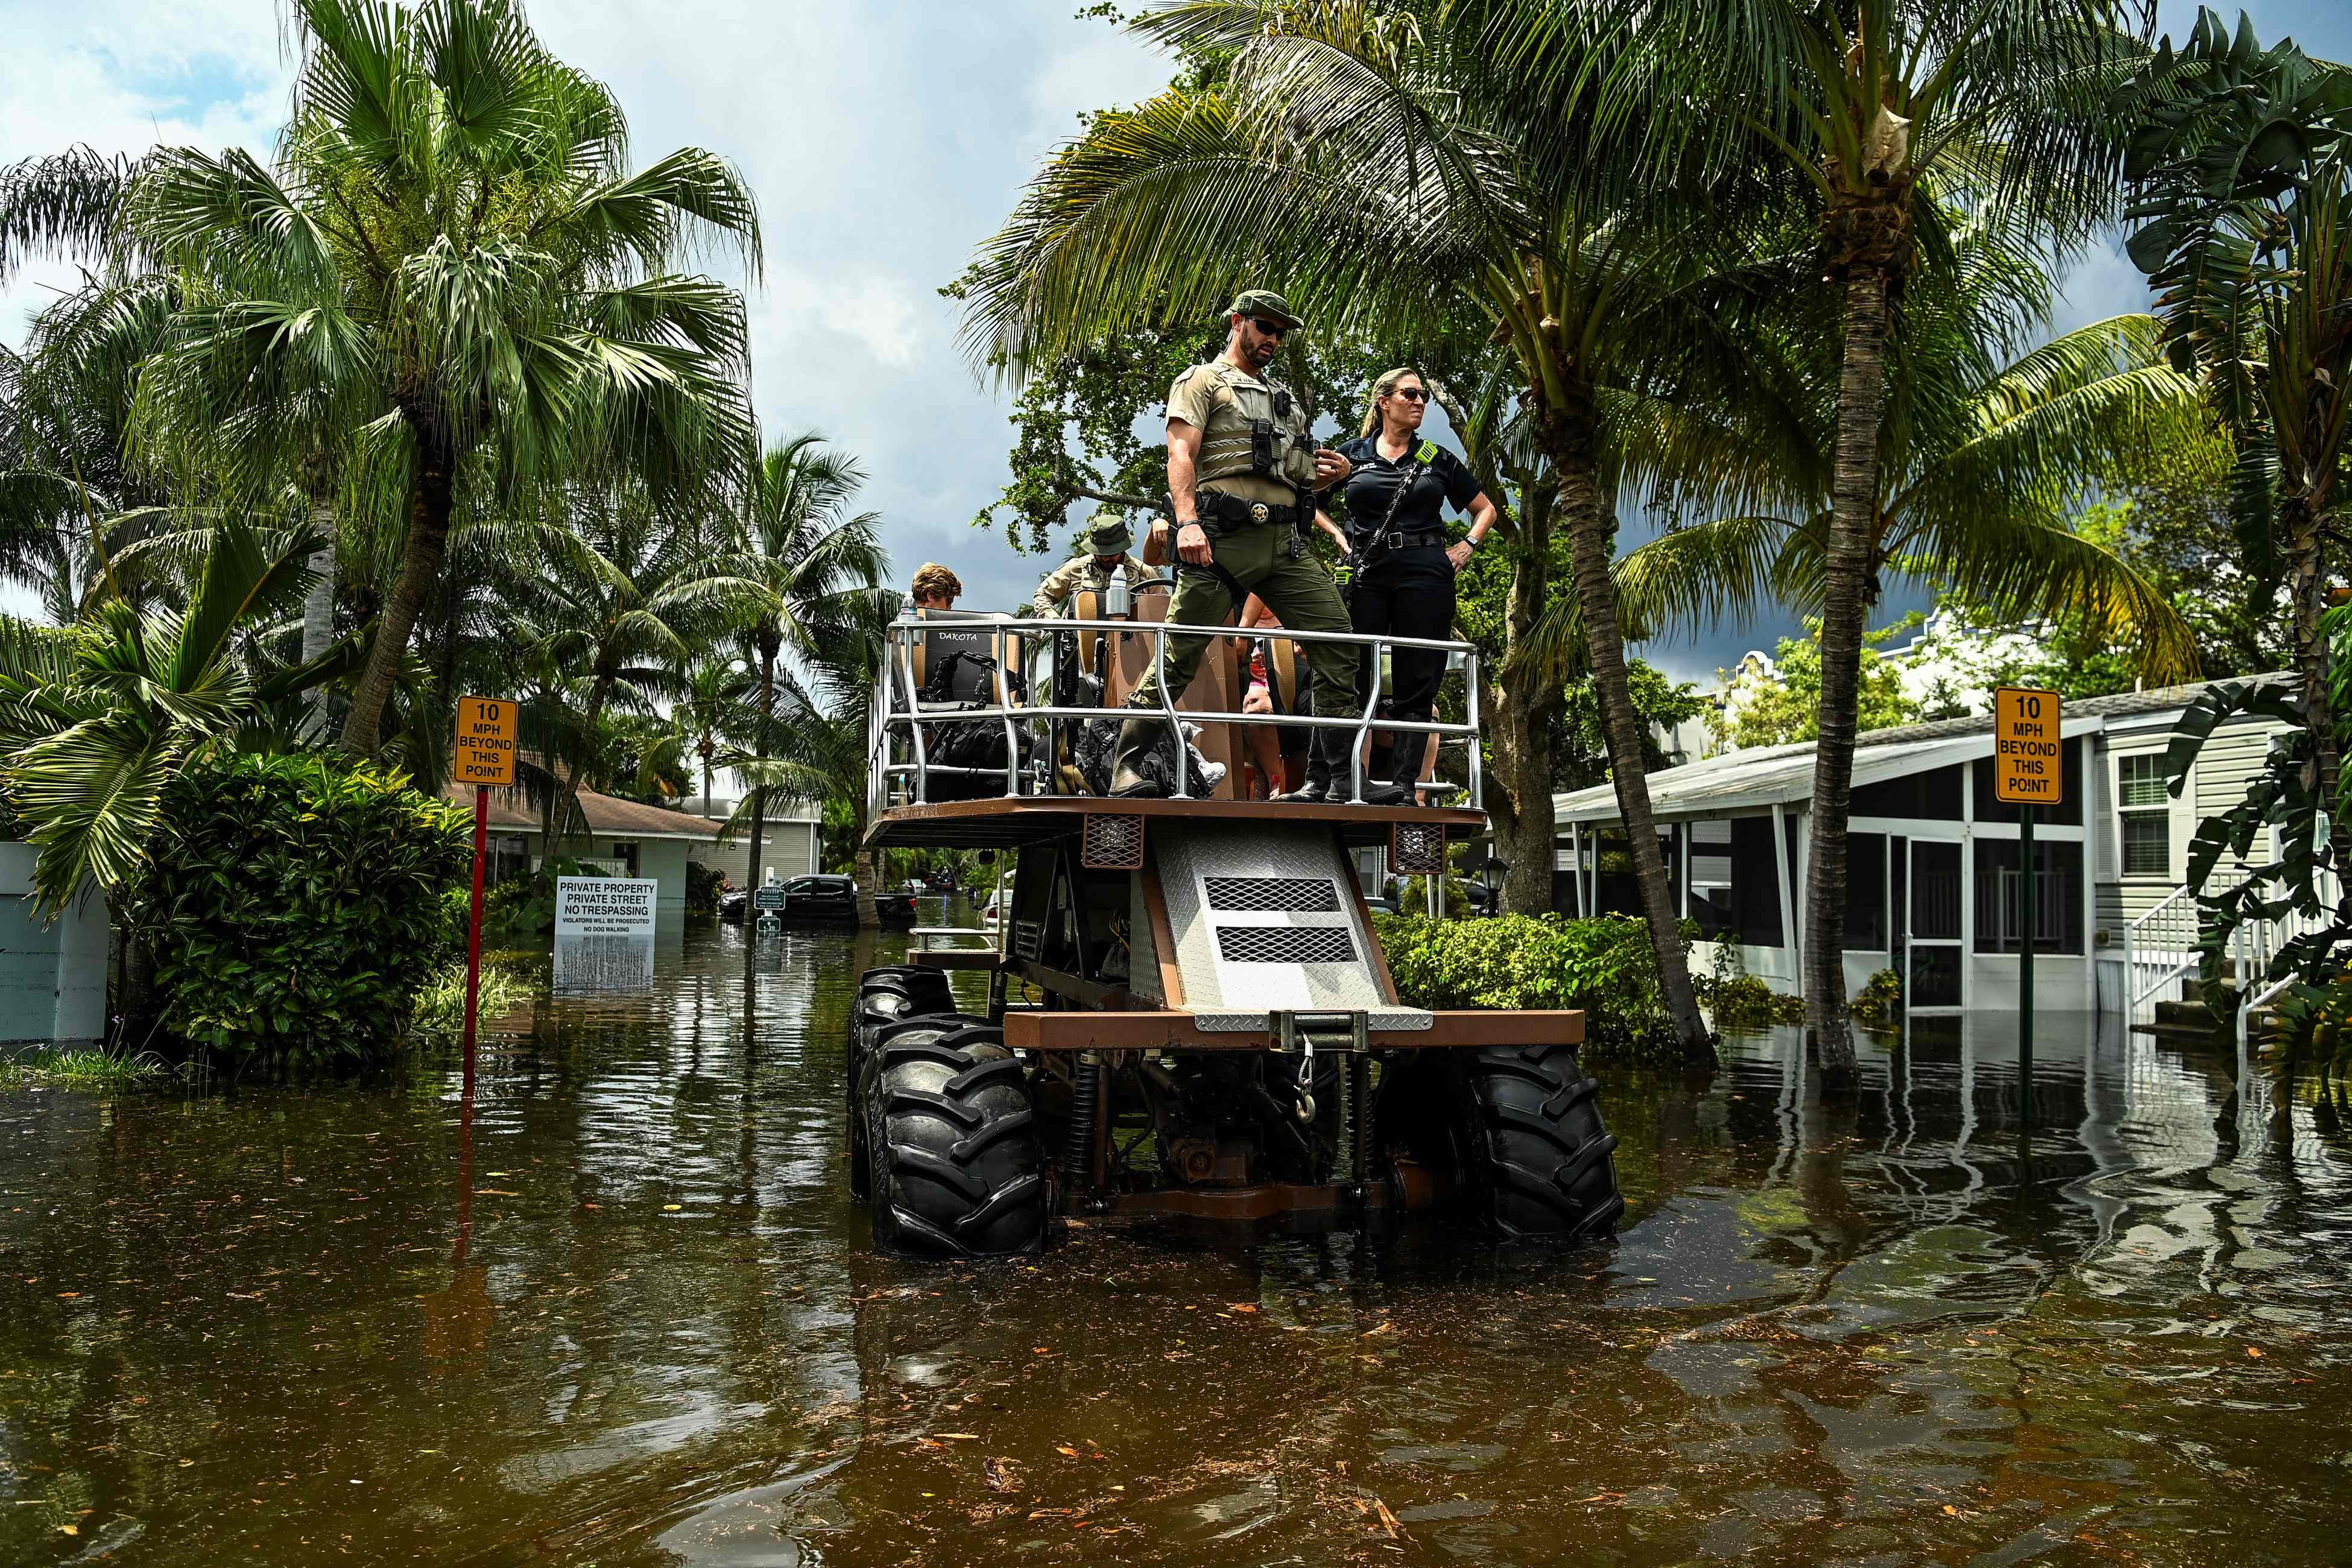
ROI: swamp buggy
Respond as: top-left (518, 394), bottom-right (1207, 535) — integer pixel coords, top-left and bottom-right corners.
top-left (846, 590), bottom-right (1622, 1257)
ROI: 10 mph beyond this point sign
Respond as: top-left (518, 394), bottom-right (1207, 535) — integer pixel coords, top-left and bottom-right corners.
top-left (453, 695), bottom-right (517, 787)
top-left (1993, 687), bottom-right (2063, 805)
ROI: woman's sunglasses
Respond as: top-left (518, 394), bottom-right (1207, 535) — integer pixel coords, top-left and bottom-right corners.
top-left (1388, 386), bottom-right (1429, 402)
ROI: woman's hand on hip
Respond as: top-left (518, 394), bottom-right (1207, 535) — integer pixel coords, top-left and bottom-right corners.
top-left (1446, 541), bottom-right (1474, 572)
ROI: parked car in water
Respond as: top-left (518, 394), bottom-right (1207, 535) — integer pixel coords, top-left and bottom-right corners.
top-left (719, 876), bottom-right (915, 925)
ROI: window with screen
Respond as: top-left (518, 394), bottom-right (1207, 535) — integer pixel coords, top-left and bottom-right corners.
top-left (2118, 753), bottom-right (2169, 877)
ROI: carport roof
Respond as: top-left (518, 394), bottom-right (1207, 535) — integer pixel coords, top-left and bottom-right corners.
top-left (440, 783), bottom-right (724, 841)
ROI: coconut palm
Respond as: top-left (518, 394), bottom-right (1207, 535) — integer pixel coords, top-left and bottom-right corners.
top-left (2117, 14), bottom-right (2352, 871)
top-left (489, 481), bottom-right (769, 852)
top-left (712, 433), bottom-right (887, 929)
top-left (1557, 0), bottom-right (2144, 1076)
top-left (123, 0), bottom-right (761, 759)
top-left (959, 0), bottom-right (1785, 1060)
top-left (1611, 301), bottom-right (2204, 695)
top-left (666, 654), bottom-right (758, 820)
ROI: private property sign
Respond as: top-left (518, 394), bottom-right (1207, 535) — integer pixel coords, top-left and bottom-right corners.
top-left (553, 876), bottom-right (656, 991)
top-left (452, 695), bottom-right (517, 787)
top-left (1993, 687), bottom-right (2063, 806)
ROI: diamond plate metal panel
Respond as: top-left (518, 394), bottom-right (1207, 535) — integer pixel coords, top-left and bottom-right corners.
top-left (1192, 1008), bottom-right (1434, 1033)
top-left (1152, 820), bottom-right (1390, 1016)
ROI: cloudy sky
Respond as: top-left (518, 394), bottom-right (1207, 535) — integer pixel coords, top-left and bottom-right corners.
top-left (3, 0), bottom-right (2347, 686)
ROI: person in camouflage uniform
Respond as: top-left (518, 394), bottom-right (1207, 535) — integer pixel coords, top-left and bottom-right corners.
top-left (1111, 289), bottom-right (1377, 800)
top-left (1031, 510), bottom-right (1145, 616)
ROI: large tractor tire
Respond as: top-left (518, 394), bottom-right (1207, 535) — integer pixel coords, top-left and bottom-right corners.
top-left (848, 970), bottom-right (959, 1201)
top-left (1455, 1045), bottom-right (1623, 1241)
top-left (862, 1017), bottom-right (1046, 1258)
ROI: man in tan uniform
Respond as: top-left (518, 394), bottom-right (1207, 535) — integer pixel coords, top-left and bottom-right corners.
top-left (1113, 290), bottom-right (1381, 800)
top-left (1031, 510), bottom-right (1144, 616)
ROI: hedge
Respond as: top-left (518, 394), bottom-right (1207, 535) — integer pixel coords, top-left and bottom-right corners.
top-left (129, 754), bottom-right (472, 1068)
top-left (1372, 912), bottom-right (1683, 1061)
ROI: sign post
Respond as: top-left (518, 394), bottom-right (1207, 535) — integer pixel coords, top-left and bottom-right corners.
top-left (1993, 687), bottom-right (2063, 1131)
top-left (450, 697), bottom-right (517, 1096)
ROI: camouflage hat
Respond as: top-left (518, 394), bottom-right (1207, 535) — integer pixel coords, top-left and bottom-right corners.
top-left (1227, 289), bottom-right (1303, 329)
top-left (1086, 509), bottom-right (1134, 555)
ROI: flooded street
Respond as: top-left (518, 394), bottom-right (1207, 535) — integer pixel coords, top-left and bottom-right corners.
top-left (4, 912), bottom-right (2350, 1566)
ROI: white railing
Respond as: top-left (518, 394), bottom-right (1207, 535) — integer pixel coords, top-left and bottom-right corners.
top-left (865, 610), bottom-right (1484, 819)
top-left (2124, 881), bottom-right (2202, 1012)
top-left (2124, 865), bottom-right (2331, 1022)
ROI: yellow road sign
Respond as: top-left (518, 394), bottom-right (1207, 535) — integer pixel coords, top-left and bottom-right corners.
top-left (1993, 686), bottom-right (2062, 806)
top-left (453, 695), bottom-right (517, 788)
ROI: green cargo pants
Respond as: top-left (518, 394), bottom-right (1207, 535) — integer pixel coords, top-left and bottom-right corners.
top-left (1128, 517), bottom-right (1359, 716)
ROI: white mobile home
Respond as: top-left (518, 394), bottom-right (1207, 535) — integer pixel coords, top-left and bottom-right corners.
top-left (1552, 677), bottom-right (2295, 1018)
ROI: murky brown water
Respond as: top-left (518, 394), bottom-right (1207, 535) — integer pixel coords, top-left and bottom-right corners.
top-left (5, 907), bottom-right (2350, 1565)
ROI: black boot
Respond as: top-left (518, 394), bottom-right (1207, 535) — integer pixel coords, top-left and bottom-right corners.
top-left (1108, 718), bottom-right (1164, 798)
top-left (1356, 738), bottom-right (1411, 806)
top-left (1272, 729), bottom-right (1337, 803)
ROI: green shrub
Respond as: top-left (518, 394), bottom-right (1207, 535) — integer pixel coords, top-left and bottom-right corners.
top-left (686, 859), bottom-right (725, 916)
top-left (1696, 973), bottom-right (1803, 1030)
top-left (1693, 940), bottom-right (1803, 1031)
top-left (129, 754), bottom-right (471, 1068)
top-left (1850, 967), bottom-right (1904, 1029)
top-left (1371, 912), bottom-right (1682, 1060)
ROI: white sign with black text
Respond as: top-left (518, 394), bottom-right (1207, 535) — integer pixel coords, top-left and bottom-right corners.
top-left (553, 876), bottom-right (656, 991)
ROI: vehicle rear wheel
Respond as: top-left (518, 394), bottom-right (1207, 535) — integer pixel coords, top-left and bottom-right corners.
top-left (862, 1017), bottom-right (1046, 1257)
top-left (1455, 1045), bottom-right (1622, 1241)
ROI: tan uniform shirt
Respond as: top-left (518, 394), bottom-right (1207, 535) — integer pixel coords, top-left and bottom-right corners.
top-left (1030, 555), bottom-right (1143, 616)
top-left (1168, 362), bottom-right (1301, 507)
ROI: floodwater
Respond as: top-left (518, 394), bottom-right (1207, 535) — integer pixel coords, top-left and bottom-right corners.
top-left (4, 912), bottom-right (2350, 1567)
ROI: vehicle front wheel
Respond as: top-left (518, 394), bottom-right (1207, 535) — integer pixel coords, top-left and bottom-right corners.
top-left (864, 1020), bottom-right (1046, 1258)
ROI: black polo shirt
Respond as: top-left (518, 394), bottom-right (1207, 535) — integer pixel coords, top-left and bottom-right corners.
top-left (1333, 433), bottom-right (1482, 546)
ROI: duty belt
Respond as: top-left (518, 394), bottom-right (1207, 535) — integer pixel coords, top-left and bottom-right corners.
top-left (1198, 490), bottom-right (1305, 530)
top-left (1357, 528), bottom-right (1449, 553)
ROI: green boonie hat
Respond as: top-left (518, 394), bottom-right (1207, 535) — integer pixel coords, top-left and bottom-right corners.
top-left (1227, 289), bottom-right (1303, 329)
top-left (1086, 510), bottom-right (1133, 555)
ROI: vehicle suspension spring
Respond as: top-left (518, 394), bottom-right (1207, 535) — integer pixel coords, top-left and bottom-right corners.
top-left (1063, 1057), bottom-right (1101, 1176)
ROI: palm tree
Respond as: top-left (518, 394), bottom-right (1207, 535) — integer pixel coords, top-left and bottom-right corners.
top-left (713, 434), bottom-right (886, 931)
top-left (0, 513), bottom-right (344, 910)
top-left (666, 653), bottom-right (757, 820)
top-left (1564, 0), bottom-right (2143, 1076)
top-left (960, 1), bottom-right (1766, 1060)
top-left (490, 480), bottom-right (768, 852)
top-left (2117, 15), bottom-right (2352, 873)
top-left (1613, 302), bottom-right (2203, 693)
top-left (124, 0), bottom-right (762, 759)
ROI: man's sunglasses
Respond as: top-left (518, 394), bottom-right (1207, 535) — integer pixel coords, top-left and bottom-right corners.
top-left (1388, 386), bottom-right (1429, 402)
top-left (1246, 316), bottom-right (1291, 340)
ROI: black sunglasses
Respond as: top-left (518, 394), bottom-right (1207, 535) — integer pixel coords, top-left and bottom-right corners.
top-left (1388, 385), bottom-right (1429, 402)
top-left (1247, 316), bottom-right (1291, 340)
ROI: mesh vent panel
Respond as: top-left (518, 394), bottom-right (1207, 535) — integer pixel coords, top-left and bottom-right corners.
top-left (1081, 812), bottom-right (1145, 870)
top-left (1215, 926), bottom-right (1356, 965)
top-left (1390, 821), bottom-right (1447, 876)
top-left (1204, 876), bottom-right (1339, 912)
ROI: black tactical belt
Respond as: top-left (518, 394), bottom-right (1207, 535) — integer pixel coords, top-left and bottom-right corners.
top-left (1196, 490), bottom-right (1304, 529)
top-left (1356, 529), bottom-right (1449, 553)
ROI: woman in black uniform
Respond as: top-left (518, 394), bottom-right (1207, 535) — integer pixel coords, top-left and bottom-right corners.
top-left (1303, 367), bottom-right (1497, 803)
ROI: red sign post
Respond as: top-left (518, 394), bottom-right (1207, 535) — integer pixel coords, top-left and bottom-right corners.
top-left (452, 697), bottom-right (517, 1096)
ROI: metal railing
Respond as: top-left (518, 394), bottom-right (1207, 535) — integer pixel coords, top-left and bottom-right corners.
top-left (866, 610), bottom-right (1483, 818)
top-left (2123, 865), bottom-right (2328, 1019)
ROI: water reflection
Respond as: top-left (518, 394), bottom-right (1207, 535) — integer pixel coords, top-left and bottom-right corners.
top-left (2, 915), bottom-right (2348, 1565)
